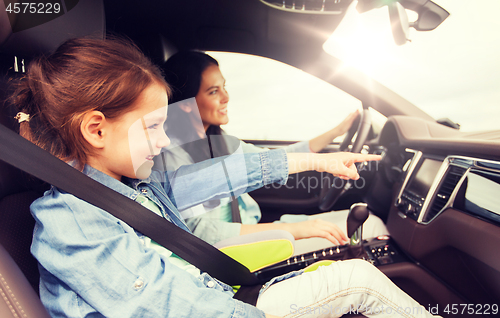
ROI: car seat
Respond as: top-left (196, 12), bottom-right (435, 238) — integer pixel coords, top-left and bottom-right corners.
top-left (0, 1), bottom-right (105, 316)
top-left (0, 53), bottom-right (51, 318)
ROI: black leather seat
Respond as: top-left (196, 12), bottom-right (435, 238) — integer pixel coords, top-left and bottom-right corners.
top-left (0, 55), bottom-right (50, 318)
top-left (0, 2), bottom-right (105, 316)
top-left (0, 244), bottom-right (51, 318)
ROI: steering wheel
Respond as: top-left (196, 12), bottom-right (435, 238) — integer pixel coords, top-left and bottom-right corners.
top-left (318, 107), bottom-right (372, 211)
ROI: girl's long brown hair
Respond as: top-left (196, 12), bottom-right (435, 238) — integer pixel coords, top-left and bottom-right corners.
top-left (12, 36), bottom-right (169, 168)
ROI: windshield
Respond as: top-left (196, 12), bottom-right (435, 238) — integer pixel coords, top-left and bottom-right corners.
top-left (210, 0), bottom-right (498, 141)
top-left (324, 0), bottom-right (500, 132)
top-left (208, 52), bottom-right (374, 141)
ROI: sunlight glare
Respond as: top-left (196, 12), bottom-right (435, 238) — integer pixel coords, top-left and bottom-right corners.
top-left (323, 1), bottom-right (400, 76)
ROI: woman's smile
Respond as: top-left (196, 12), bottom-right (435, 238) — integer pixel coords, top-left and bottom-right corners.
top-left (195, 64), bottom-right (230, 130)
top-left (218, 106), bottom-right (228, 115)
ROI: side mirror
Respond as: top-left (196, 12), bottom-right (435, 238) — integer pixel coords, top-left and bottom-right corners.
top-left (388, 2), bottom-right (410, 46)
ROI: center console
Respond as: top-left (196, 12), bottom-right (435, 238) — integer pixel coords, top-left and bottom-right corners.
top-left (255, 150), bottom-right (461, 284)
top-left (255, 201), bottom-right (412, 281)
top-left (255, 236), bottom-right (407, 281)
top-left (394, 150), bottom-right (444, 222)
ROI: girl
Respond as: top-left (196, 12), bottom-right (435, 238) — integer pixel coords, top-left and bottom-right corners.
top-left (159, 51), bottom-right (388, 252)
top-left (14, 36), bottom-right (435, 318)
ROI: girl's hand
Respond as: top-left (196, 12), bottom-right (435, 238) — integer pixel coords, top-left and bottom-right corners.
top-left (314, 152), bottom-right (381, 180)
top-left (287, 152), bottom-right (382, 180)
top-left (285, 219), bottom-right (349, 245)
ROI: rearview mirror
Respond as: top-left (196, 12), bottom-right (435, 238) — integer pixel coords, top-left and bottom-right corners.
top-left (357, 0), bottom-right (449, 46)
top-left (411, 1), bottom-right (450, 31)
top-left (388, 2), bottom-right (410, 46)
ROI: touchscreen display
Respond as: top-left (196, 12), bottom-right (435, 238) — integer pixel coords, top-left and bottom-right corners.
top-left (407, 159), bottom-right (442, 197)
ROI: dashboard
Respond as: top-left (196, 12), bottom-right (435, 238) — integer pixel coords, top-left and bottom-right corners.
top-left (395, 151), bottom-right (500, 226)
top-left (252, 114), bottom-right (500, 310)
top-left (374, 115), bottom-right (500, 306)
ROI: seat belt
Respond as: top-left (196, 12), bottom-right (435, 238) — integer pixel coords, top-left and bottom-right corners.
top-left (230, 198), bottom-right (242, 223)
top-left (206, 134), bottom-right (242, 223)
top-left (0, 123), bottom-right (263, 290)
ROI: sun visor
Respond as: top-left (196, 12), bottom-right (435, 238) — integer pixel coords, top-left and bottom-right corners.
top-left (0, 0), bottom-right (105, 57)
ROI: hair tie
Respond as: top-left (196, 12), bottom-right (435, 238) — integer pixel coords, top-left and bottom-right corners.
top-left (15, 112), bottom-right (30, 123)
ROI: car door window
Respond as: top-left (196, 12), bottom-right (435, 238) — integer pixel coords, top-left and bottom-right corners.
top-left (208, 52), bottom-right (385, 142)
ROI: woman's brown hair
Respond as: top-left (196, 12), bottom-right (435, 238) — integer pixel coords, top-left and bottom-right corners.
top-left (161, 51), bottom-right (231, 161)
top-left (12, 36), bottom-right (169, 168)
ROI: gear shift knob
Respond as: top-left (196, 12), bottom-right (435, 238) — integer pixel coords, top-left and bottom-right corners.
top-left (347, 203), bottom-right (369, 246)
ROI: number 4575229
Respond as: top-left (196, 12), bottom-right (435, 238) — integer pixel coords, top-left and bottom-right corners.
top-left (444, 304), bottom-right (498, 315)
top-left (5, 2), bottom-right (61, 14)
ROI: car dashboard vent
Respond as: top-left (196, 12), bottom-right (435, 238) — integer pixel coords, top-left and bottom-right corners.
top-left (424, 165), bottom-right (467, 222)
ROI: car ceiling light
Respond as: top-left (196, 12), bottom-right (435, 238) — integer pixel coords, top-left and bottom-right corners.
top-left (259, 0), bottom-right (353, 14)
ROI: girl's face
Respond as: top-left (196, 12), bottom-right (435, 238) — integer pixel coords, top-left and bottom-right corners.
top-left (100, 83), bottom-right (170, 180)
top-left (195, 64), bottom-right (229, 131)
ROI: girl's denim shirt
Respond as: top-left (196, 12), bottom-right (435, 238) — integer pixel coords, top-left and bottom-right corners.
top-left (30, 149), bottom-right (287, 318)
top-left (165, 138), bottom-right (310, 245)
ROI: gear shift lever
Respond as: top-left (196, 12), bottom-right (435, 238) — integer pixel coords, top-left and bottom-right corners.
top-left (347, 203), bottom-right (369, 246)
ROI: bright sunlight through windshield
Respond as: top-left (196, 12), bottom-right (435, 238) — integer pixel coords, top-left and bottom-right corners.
top-left (324, 0), bottom-right (500, 132)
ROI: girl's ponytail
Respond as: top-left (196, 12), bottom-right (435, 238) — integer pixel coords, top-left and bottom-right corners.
top-left (12, 58), bottom-right (65, 157)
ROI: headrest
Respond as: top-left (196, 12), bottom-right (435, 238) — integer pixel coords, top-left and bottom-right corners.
top-left (129, 33), bottom-right (178, 66)
top-left (0, 0), bottom-right (105, 57)
top-left (0, 0), bottom-right (105, 200)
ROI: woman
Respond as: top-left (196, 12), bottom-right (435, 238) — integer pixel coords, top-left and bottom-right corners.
top-left (159, 51), bottom-right (389, 252)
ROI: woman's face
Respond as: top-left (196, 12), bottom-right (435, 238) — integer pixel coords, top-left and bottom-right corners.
top-left (195, 64), bottom-right (229, 130)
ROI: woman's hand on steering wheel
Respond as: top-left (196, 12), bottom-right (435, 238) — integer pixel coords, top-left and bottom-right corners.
top-left (335, 109), bottom-right (360, 138)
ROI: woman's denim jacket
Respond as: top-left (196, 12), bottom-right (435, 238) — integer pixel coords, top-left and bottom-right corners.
top-left (30, 149), bottom-right (288, 318)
